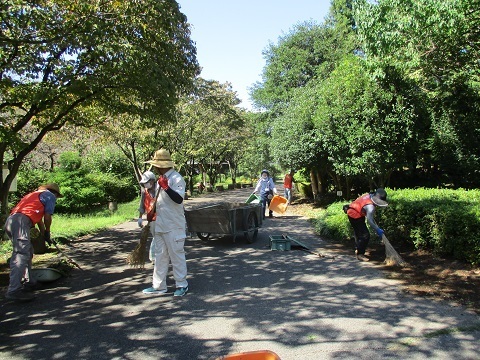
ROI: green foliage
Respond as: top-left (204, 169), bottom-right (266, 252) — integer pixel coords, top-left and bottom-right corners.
top-left (0, 0), bottom-right (199, 215)
top-left (296, 182), bottom-right (314, 199)
top-left (354, 0), bottom-right (480, 187)
top-left (50, 167), bottom-right (137, 212)
top-left (167, 78), bottom-right (245, 190)
top-left (6, 150), bottom-right (139, 214)
top-left (82, 146), bottom-right (134, 177)
top-left (59, 151), bottom-right (82, 172)
top-left (11, 168), bottom-right (48, 200)
top-left (96, 173), bottom-right (138, 203)
top-left (251, 21), bottom-right (331, 111)
top-left (312, 188), bottom-right (480, 265)
top-left (313, 55), bottom-right (416, 188)
top-left (270, 81), bottom-right (324, 172)
top-left (312, 202), bottom-right (352, 241)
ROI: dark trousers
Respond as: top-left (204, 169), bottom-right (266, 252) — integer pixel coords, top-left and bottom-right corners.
top-left (261, 193), bottom-right (273, 218)
top-left (348, 216), bottom-right (370, 255)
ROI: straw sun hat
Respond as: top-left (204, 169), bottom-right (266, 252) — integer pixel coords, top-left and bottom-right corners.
top-left (145, 149), bottom-right (175, 168)
top-left (38, 183), bottom-right (63, 197)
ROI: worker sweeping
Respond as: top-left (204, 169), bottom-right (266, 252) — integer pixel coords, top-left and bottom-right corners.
top-left (345, 188), bottom-right (388, 262)
top-left (3, 183), bottom-right (62, 302)
top-left (142, 149), bottom-right (189, 297)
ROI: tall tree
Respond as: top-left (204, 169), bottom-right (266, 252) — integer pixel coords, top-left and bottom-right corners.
top-left (250, 21), bottom-right (330, 113)
top-left (355, 0), bottom-right (480, 186)
top-left (0, 0), bottom-right (199, 215)
top-left (162, 78), bottom-right (244, 191)
top-left (313, 55), bottom-right (417, 195)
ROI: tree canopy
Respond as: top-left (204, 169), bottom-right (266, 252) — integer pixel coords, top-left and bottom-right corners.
top-left (249, 0), bottom-right (480, 198)
top-left (0, 0), bottom-right (199, 213)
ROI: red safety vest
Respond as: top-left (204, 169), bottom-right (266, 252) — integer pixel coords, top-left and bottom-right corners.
top-left (143, 189), bottom-right (157, 222)
top-left (347, 193), bottom-right (373, 219)
top-left (283, 174), bottom-right (293, 189)
top-left (10, 190), bottom-right (46, 225)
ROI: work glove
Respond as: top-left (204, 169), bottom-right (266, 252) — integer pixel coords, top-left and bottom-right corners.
top-left (137, 218), bottom-right (143, 228)
top-left (158, 175), bottom-right (169, 190)
top-left (376, 228), bottom-right (384, 238)
top-left (44, 231), bottom-right (52, 246)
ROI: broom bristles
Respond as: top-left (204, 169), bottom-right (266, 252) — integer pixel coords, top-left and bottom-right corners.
top-left (382, 234), bottom-right (408, 267)
top-left (126, 224), bottom-right (150, 268)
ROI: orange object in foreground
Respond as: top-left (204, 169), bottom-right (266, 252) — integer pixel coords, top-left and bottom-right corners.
top-left (268, 195), bottom-right (288, 214)
top-left (217, 350), bottom-right (281, 360)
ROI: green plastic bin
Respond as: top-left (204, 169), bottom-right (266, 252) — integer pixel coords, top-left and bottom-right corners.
top-left (269, 235), bottom-right (291, 251)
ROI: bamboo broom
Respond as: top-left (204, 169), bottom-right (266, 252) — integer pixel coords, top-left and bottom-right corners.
top-left (382, 234), bottom-right (408, 267)
top-left (126, 223), bottom-right (151, 268)
top-left (126, 184), bottom-right (160, 268)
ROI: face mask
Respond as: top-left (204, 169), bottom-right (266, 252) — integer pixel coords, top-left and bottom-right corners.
top-left (143, 182), bottom-right (152, 189)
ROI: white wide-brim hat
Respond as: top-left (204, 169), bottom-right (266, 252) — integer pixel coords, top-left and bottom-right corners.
top-left (139, 170), bottom-right (156, 184)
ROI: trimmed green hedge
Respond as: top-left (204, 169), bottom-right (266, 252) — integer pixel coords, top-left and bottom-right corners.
top-left (311, 188), bottom-right (480, 265)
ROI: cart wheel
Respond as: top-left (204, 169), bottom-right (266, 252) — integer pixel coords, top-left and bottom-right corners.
top-left (197, 232), bottom-right (211, 241)
top-left (244, 211), bottom-right (258, 244)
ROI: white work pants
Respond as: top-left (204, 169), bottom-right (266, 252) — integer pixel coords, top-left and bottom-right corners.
top-left (152, 231), bottom-right (188, 290)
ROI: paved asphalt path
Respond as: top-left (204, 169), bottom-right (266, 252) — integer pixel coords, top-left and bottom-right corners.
top-left (1, 187), bottom-right (479, 359)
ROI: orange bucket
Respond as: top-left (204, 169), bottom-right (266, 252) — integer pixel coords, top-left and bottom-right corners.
top-left (217, 350), bottom-right (281, 360)
top-left (268, 195), bottom-right (288, 214)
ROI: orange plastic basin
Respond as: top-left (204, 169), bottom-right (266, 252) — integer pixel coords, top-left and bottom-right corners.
top-left (218, 350), bottom-right (281, 360)
top-left (268, 195), bottom-right (288, 214)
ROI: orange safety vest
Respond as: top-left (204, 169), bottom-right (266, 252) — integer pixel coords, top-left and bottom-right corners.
top-left (283, 174), bottom-right (293, 189)
top-left (143, 189), bottom-right (157, 222)
top-left (346, 193), bottom-right (373, 219)
top-left (10, 190), bottom-right (46, 225)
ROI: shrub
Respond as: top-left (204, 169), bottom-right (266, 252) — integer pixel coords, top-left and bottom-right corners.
top-left (313, 202), bottom-right (352, 242)
top-left (9, 168), bottom-right (48, 206)
top-left (82, 146), bottom-right (133, 177)
top-left (58, 151), bottom-right (82, 171)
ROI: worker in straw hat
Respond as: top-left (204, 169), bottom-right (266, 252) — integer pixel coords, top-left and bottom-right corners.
top-left (4, 183), bottom-right (62, 302)
top-left (142, 149), bottom-right (189, 297)
top-left (345, 188), bottom-right (388, 262)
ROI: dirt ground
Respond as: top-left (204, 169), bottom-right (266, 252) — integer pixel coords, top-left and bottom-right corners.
top-left (289, 200), bottom-right (480, 315)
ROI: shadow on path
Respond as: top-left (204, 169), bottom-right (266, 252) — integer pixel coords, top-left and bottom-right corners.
top-left (1, 188), bottom-right (479, 360)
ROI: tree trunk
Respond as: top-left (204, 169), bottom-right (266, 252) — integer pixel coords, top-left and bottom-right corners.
top-left (315, 169), bottom-right (325, 195)
top-left (310, 170), bottom-right (318, 200)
